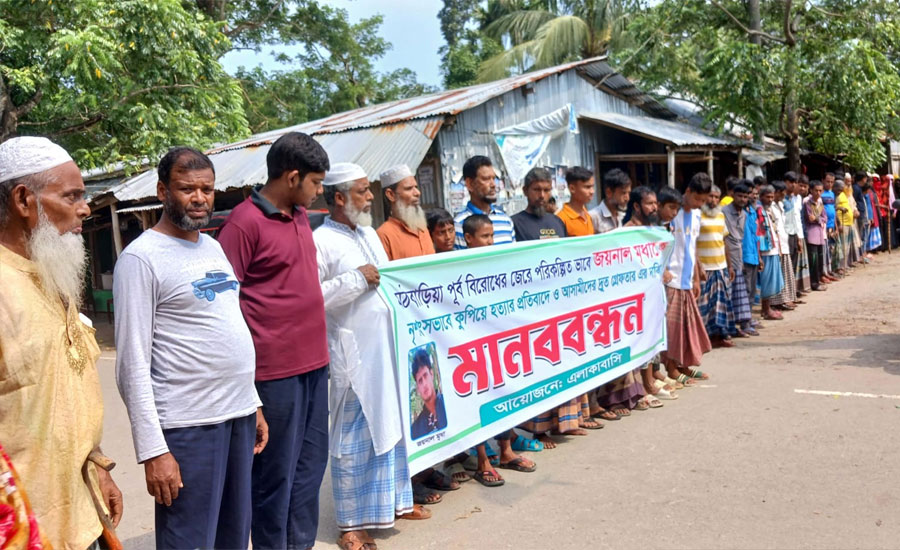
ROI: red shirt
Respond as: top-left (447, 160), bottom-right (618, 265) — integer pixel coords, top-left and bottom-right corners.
top-left (218, 188), bottom-right (329, 381)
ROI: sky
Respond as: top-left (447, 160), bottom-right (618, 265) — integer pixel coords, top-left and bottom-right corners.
top-left (220, 0), bottom-right (446, 88)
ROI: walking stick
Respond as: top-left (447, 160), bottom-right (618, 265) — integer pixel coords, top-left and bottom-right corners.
top-left (82, 450), bottom-right (123, 550)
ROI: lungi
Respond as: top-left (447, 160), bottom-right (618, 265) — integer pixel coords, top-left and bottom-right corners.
top-left (332, 391), bottom-right (413, 532)
top-left (867, 223), bottom-right (882, 250)
top-left (697, 269), bottom-right (736, 337)
top-left (795, 237), bottom-right (811, 292)
top-left (770, 254), bottom-right (796, 305)
top-left (595, 370), bottom-right (645, 410)
top-left (731, 269), bottom-right (752, 325)
top-left (521, 397), bottom-right (583, 434)
top-left (759, 255), bottom-right (784, 299)
top-left (663, 287), bottom-right (712, 368)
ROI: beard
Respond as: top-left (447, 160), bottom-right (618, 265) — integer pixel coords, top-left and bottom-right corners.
top-left (396, 201), bottom-right (427, 232)
top-left (26, 205), bottom-right (87, 308)
top-left (701, 203), bottom-right (722, 217)
top-left (345, 199), bottom-right (373, 227)
top-left (163, 196), bottom-right (210, 231)
top-left (529, 205), bottom-right (547, 218)
top-left (643, 212), bottom-right (660, 225)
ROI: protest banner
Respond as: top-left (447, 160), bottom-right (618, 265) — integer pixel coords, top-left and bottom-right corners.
top-left (377, 226), bottom-right (674, 474)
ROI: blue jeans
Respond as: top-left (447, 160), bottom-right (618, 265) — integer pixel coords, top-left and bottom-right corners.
top-left (251, 367), bottom-right (329, 549)
top-left (155, 412), bottom-right (256, 550)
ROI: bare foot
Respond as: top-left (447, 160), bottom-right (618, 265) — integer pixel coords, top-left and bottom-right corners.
top-left (536, 434), bottom-right (557, 449)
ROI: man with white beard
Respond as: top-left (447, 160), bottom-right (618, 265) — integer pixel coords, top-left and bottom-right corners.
top-left (376, 164), bottom-right (435, 260)
top-left (114, 147), bottom-right (266, 549)
top-left (313, 162), bottom-right (430, 550)
top-left (0, 136), bottom-right (123, 549)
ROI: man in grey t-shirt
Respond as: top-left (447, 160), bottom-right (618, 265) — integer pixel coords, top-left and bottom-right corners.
top-left (114, 147), bottom-right (267, 550)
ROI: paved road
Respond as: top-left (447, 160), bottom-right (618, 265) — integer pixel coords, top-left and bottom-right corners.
top-left (98, 252), bottom-right (900, 550)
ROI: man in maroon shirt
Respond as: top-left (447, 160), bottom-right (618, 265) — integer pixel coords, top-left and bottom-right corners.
top-left (218, 132), bottom-right (330, 550)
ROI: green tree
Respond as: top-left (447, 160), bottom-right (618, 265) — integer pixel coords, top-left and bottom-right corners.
top-left (477, 0), bottom-right (632, 81)
top-left (0, 0), bottom-right (248, 168)
top-left (617, 0), bottom-right (900, 170)
top-left (438, 0), bottom-right (505, 88)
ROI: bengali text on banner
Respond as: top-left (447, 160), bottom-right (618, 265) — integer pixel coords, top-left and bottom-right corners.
top-left (376, 226), bottom-right (674, 474)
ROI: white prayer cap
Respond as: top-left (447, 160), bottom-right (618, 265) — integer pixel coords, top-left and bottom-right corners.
top-left (0, 136), bottom-right (74, 184)
top-left (323, 162), bottom-right (367, 186)
top-left (380, 164), bottom-right (413, 187)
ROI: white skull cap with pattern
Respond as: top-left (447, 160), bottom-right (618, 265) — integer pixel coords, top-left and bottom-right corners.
top-left (379, 164), bottom-right (413, 187)
top-left (0, 136), bottom-right (74, 184)
top-left (323, 162), bottom-right (367, 186)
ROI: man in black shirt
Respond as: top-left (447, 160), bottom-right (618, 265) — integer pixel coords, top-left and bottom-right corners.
top-left (511, 167), bottom-right (567, 241)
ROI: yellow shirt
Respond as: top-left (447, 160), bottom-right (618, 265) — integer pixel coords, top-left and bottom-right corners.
top-left (0, 245), bottom-right (103, 550)
top-left (556, 203), bottom-right (595, 237)
top-left (720, 196), bottom-right (734, 206)
top-left (837, 191), bottom-right (854, 227)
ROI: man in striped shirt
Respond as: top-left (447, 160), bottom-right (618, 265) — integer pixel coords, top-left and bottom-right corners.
top-left (453, 156), bottom-right (515, 249)
top-left (697, 184), bottom-right (736, 348)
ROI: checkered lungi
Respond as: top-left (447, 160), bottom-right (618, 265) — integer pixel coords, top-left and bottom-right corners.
top-left (697, 268), bottom-right (736, 338)
top-left (332, 391), bottom-right (413, 531)
top-left (770, 254), bottom-right (797, 305)
top-left (521, 397), bottom-right (583, 434)
top-left (731, 269), bottom-right (752, 324)
top-left (795, 238), bottom-right (811, 292)
top-left (664, 287), bottom-right (712, 368)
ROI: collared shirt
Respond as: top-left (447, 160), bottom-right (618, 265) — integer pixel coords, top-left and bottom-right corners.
top-left (376, 216), bottom-right (435, 260)
top-left (768, 203), bottom-right (789, 255)
top-left (837, 191), bottom-right (853, 227)
top-left (218, 187), bottom-right (329, 381)
top-left (0, 245), bottom-right (103, 550)
top-left (722, 203), bottom-right (746, 270)
top-left (802, 196), bottom-right (827, 245)
top-left (314, 218), bottom-right (401, 458)
top-left (556, 203), bottom-right (595, 236)
top-left (782, 194), bottom-right (803, 237)
top-left (510, 210), bottom-right (567, 241)
top-left (697, 210), bottom-right (729, 271)
top-left (666, 208), bottom-right (701, 290)
top-left (453, 201), bottom-right (515, 249)
top-left (588, 201), bottom-right (625, 234)
top-left (821, 190), bottom-right (837, 229)
top-left (742, 205), bottom-right (760, 265)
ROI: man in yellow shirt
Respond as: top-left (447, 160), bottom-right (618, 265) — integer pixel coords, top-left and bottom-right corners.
top-left (0, 137), bottom-right (122, 549)
top-left (835, 180), bottom-right (853, 270)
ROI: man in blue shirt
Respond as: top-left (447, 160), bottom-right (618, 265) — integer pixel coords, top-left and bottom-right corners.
top-left (453, 156), bottom-right (515, 248)
top-left (741, 180), bottom-right (762, 319)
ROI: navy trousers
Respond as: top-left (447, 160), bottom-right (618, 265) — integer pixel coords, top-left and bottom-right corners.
top-left (251, 367), bottom-right (329, 550)
top-left (155, 412), bottom-right (256, 550)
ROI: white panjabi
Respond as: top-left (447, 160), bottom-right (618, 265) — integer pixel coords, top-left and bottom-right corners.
top-left (0, 136), bottom-right (74, 184)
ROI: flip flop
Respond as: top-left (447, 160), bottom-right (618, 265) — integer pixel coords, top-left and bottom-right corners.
top-left (397, 504), bottom-right (432, 520)
top-left (688, 368), bottom-right (710, 380)
top-left (633, 398), bottom-right (650, 411)
top-left (443, 462), bottom-right (472, 483)
top-left (593, 408), bottom-right (621, 421)
top-left (579, 419), bottom-right (604, 430)
top-left (473, 469), bottom-right (505, 487)
top-left (510, 434), bottom-right (544, 452)
top-left (497, 457), bottom-right (536, 473)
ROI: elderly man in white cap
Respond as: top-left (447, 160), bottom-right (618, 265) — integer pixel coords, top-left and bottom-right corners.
top-left (376, 164), bottom-right (435, 260)
top-left (0, 136), bottom-right (122, 549)
top-left (313, 162), bottom-right (430, 550)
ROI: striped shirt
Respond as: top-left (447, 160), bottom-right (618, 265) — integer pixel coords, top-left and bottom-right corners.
top-left (454, 201), bottom-right (515, 249)
top-left (697, 210), bottom-right (729, 271)
top-left (666, 207), bottom-right (701, 290)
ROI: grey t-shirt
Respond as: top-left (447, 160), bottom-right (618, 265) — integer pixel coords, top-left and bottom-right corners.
top-left (114, 229), bottom-right (260, 462)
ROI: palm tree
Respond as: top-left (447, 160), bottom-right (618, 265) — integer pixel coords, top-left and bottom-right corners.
top-left (477, 0), bottom-right (629, 81)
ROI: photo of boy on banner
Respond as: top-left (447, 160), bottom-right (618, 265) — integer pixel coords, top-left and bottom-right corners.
top-left (409, 344), bottom-right (448, 440)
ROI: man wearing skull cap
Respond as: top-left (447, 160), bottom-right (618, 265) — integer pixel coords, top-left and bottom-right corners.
top-left (376, 164), bottom-right (435, 260)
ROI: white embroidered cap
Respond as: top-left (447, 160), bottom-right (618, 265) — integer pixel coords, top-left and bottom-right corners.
top-left (379, 164), bottom-right (413, 187)
top-left (0, 136), bottom-right (74, 184)
top-left (323, 162), bottom-right (367, 186)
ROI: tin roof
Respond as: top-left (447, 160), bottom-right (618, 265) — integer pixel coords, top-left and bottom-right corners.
top-left (580, 111), bottom-right (742, 149)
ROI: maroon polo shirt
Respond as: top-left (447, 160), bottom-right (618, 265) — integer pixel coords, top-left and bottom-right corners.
top-left (218, 187), bottom-right (329, 381)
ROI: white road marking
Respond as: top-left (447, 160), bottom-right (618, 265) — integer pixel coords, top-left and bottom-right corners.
top-left (794, 389), bottom-right (900, 400)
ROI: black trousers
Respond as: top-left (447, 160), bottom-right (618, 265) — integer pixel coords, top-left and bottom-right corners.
top-left (806, 241), bottom-right (823, 290)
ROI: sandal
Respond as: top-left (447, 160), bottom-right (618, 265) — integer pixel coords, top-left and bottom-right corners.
top-left (497, 456), bottom-right (536, 473)
top-left (645, 394), bottom-right (664, 408)
top-left (610, 406), bottom-right (631, 417)
top-left (412, 482), bottom-right (442, 505)
top-left (337, 531), bottom-right (377, 550)
top-left (443, 462), bottom-right (472, 483)
top-left (675, 373), bottom-right (698, 386)
top-left (687, 368), bottom-right (709, 380)
top-left (633, 398), bottom-right (650, 411)
top-left (422, 469), bottom-right (460, 491)
top-left (655, 386), bottom-right (678, 400)
top-left (510, 434), bottom-right (544, 452)
top-left (554, 428), bottom-right (588, 436)
top-left (473, 469), bottom-right (505, 487)
top-left (593, 408), bottom-right (621, 421)
top-left (664, 376), bottom-right (684, 390)
top-left (397, 504), bottom-right (432, 520)
top-left (579, 419), bottom-right (604, 430)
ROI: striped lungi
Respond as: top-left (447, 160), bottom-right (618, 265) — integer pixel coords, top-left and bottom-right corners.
top-left (771, 254), bottom-right (797, 305)
top-left (332, 391), bottom-right (413, 531)
top-left (521, 397), bottom-right (583, 434)
top-left (795, 238), bottom-right (811, 292)
top-left (663, 287), bottom-right (712, 368)
top-left (697, 268), bottom-right (736, 337)
top-left (759, 254), bottom-right (784, 299)
top-left (595, 369), bottom-right (645, 410)
top-left (731, 269), bottom-right (752, 324)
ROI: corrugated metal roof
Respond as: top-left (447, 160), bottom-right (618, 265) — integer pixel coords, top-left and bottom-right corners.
top-left (580, 111), bottom-right (741, 149)
top-left (115, 203), bottom-right (163, 214)
top-left (111, 117), bottom-right (442, 202)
